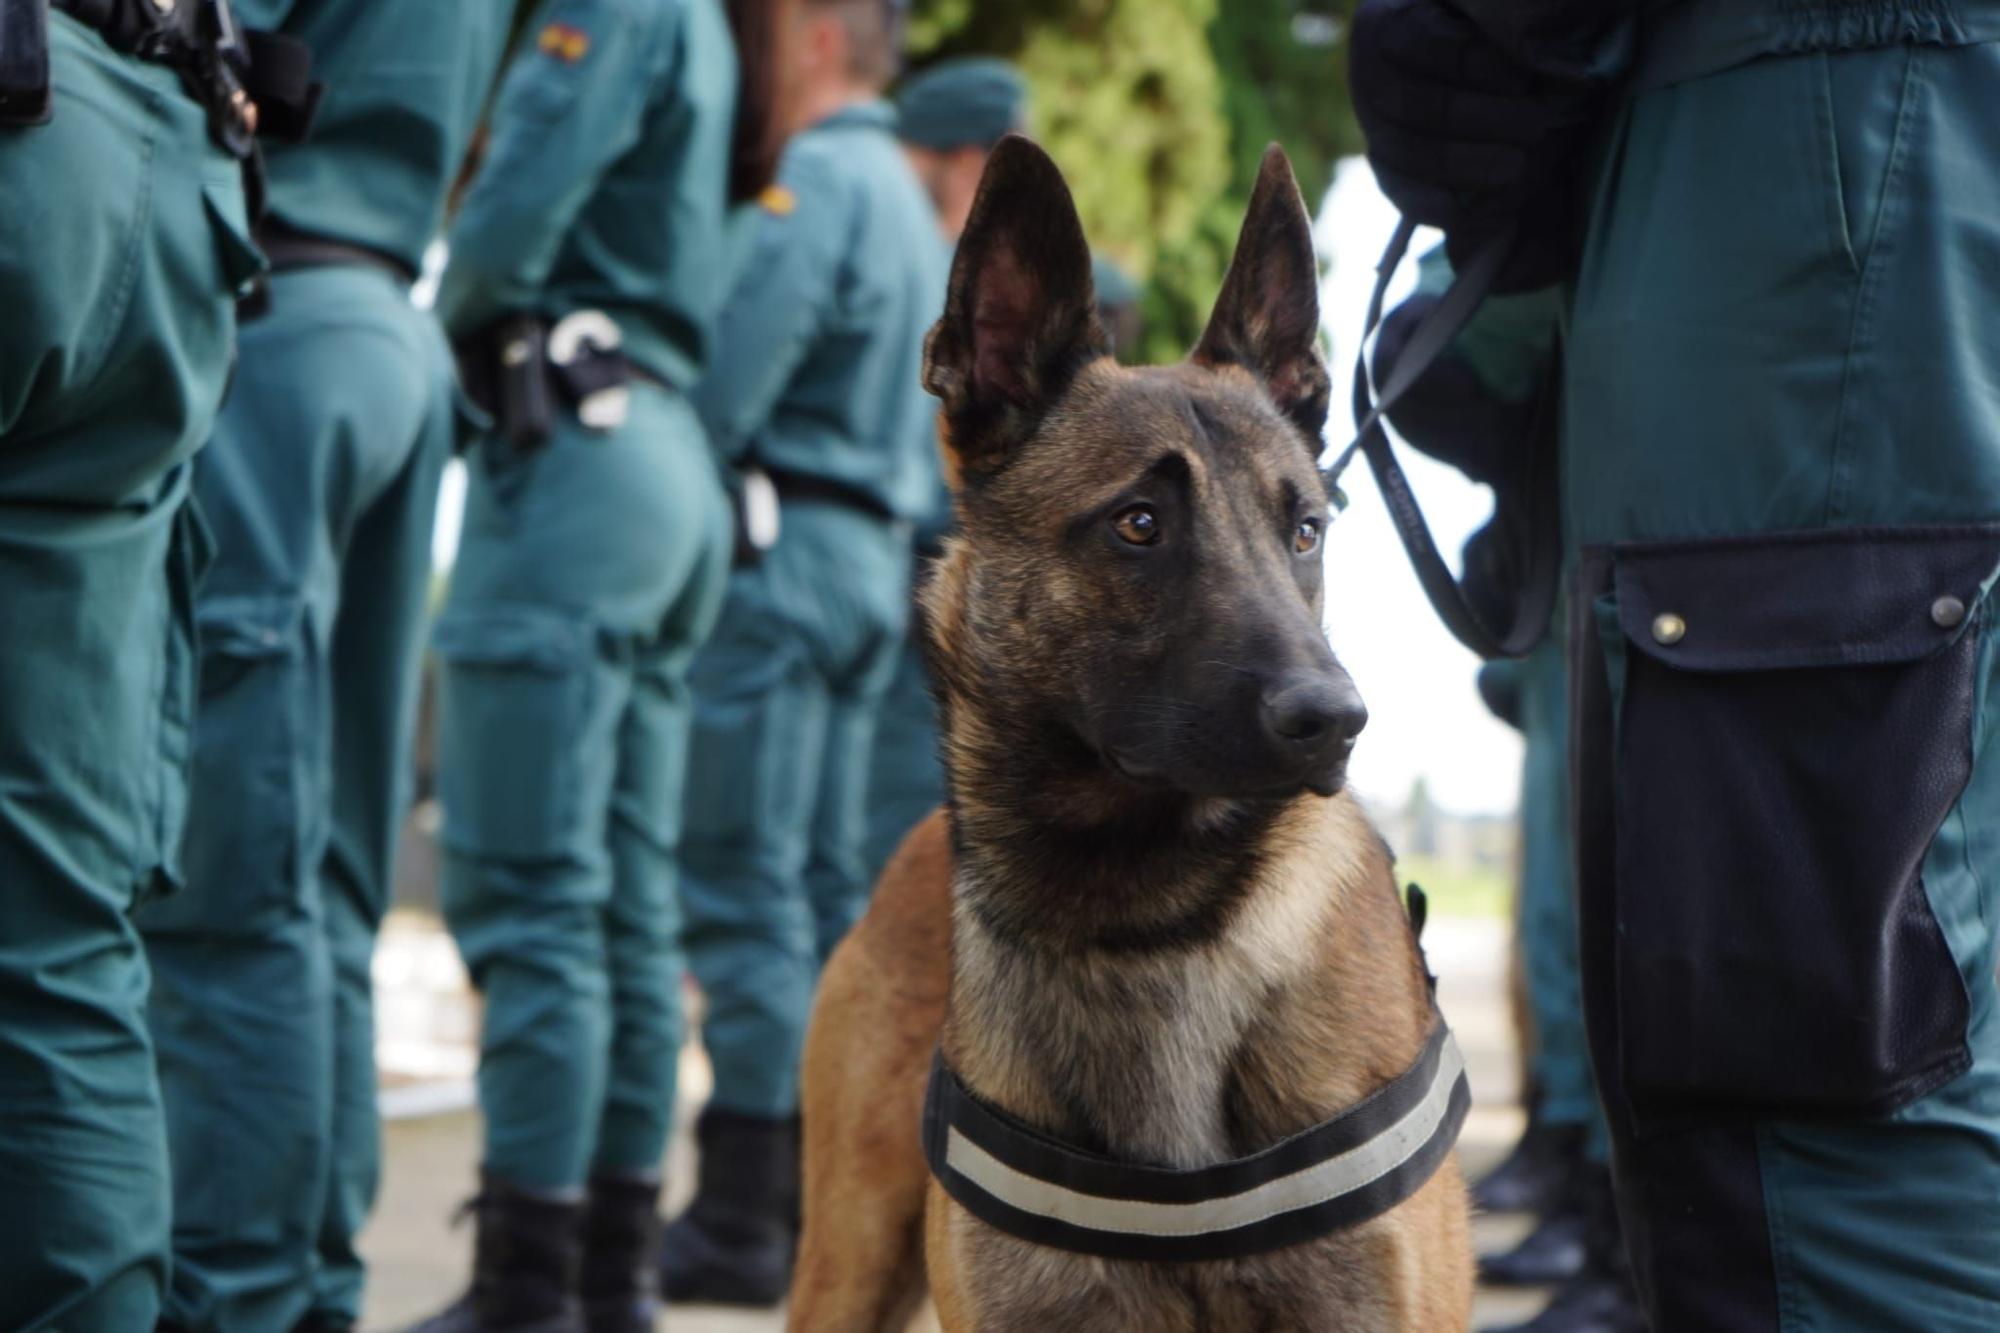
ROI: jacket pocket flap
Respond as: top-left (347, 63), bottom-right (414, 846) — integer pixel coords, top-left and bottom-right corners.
top-left (432, 606), bottom-right (591, 674)
top-left (1614, 525), bottom-right (2000, 672)
top-left (197, 595), bottom-right (301, 660)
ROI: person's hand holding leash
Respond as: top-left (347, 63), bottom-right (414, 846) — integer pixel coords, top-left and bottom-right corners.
top-left (1349, 0), bottom-right (1602, 291)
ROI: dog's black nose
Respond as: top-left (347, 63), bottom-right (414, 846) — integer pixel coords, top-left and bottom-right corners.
top-left (1260, 673), bottom-right (1368, 751)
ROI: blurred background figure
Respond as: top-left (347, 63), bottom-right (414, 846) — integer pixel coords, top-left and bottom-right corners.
top-left (0, 5), bottom-right (256, 1328)
top-left (140, 6), bottom-right (510, 1329)
top-left (1470, 651), bottom-right (1634, 1333)
top-left (409, 0), bottom-right (747, 1326)
top-left (1374, 248), bottom-right (1637, 1333)
top-left (859, 55), bottom-right (1027, 890)
top-left (1091, 253), bottom-right (1146, 358)
top-left (137, 8), bottom-right (509, 1332)
top-left (660, 0), bottom-right (944, 1309)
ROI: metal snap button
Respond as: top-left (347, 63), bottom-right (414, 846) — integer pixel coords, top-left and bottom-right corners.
top-left (1932, 595), bottom-right (1967, 629)
top-left (1650, 613), bottom-right (1686, 646)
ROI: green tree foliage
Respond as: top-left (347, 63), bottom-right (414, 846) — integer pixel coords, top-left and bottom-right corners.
top-left (911, 0), bottom-right (1360, 362)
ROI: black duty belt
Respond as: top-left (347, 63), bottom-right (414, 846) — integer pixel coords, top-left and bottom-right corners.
top-left (1324, 222), bottom-right (1560, 661)
top-left (257, 222), bottom-right (417, 287)
top-left (923, 1017), bottom-right (1470, 1263)
top-left (765, 468), bottom-right (898, 524)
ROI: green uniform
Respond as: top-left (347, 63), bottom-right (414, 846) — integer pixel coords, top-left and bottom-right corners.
top-left (434, 0), bottom-right (738, 1193)
top-left (682, 102), bottom-right (946, 1119)
top-left (0, 13), bottom-right (256, 1331)
top-left (858, 221), bottom-right (954, 887)
top-left (1444, 2), bottom-right (2000, 1326)
top-left (132, 4), bottom-right (510, 1327)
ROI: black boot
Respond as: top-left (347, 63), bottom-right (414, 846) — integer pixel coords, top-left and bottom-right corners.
top-left (581, 1171), bottom-right (662, 1333)
top-left (658, 1107), bottom-right (797, 1307)
top-left (1473, 1115), bottom-right (1586, 1215)
top-left (398, 1171), bottom-right (586, 1332)
top-left (1478, 1158), bottom-right (1611, 1287)
top-left (1480, 1173), bottom-right (1643, 1332)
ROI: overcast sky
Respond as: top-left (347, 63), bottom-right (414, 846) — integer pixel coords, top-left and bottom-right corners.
top-left (426, 157), bottom-right (1524, 818)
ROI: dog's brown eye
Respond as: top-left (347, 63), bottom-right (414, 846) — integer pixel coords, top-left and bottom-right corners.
top-left (1294, 518), bottom-right (1323, 555)
top-left (1112, 506), bottom-right (1161, 546)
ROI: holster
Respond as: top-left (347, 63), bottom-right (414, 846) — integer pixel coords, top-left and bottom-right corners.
top-left (494, 315), bottom-right (557, 453)
top-left (459, 311), bottom-right (649, 455)
top-left (0, 0), bottom-right (51, 127)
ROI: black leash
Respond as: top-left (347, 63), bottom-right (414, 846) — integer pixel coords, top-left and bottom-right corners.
top-left (1324, 221), bottom-right (1561, 661)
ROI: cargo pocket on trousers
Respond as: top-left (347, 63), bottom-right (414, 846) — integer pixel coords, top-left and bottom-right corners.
top-left (145, 593), bottom-right (307, 932)
top-left (1606, 527), bottom-right (1997, 1124)
top-left (433, 606), bottom-right (595, 862)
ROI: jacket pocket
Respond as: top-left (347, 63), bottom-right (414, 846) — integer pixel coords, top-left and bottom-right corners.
top-left (1606, 526), bottom-right (1996, 1123)
top-left (433, 606), bottom-right (595, 861)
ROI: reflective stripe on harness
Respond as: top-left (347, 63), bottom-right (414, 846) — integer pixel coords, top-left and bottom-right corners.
top-left (922, 1019), bottom-right (1471, 1263)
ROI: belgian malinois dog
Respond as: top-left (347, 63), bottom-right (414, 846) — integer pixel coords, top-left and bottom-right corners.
top-left (789, 138), bottom-right (1473, 1332)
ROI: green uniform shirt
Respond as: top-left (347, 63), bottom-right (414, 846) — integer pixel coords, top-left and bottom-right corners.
top-left (694, 103), bottom-right (948, 522)
top-left (233, 0), bottom-right (509, 275)
top-left (438, 0), bottom-right (738, 390)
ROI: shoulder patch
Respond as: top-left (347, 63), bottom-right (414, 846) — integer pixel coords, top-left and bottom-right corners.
top-left (537, 22), bottom-right (591, 63)
top-left (758, 184), bottom-right (797, 217)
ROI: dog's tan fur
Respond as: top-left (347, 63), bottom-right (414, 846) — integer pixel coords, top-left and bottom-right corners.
top-left (789, 140), bottom-right (1472, 1331)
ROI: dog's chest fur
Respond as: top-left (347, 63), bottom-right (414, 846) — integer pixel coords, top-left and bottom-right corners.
top-left (941, 797), bottom-right (1423, 1330)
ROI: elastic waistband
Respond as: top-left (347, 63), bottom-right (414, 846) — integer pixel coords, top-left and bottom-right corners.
top-left (1634, 0), bottom-right (2000, 90)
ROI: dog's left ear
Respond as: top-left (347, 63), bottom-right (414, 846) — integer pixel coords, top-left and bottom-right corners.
top-left (1192, 145), bottom-right (1330, 447)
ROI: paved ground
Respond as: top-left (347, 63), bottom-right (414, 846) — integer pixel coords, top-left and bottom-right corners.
top-left (359, 917), bottom-right (1552, 1331)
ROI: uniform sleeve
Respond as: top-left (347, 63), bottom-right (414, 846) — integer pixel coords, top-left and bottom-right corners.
top-left (690, 147), bottom-right (851, 465)
top-left (435, 0), bottom-right (661, 338)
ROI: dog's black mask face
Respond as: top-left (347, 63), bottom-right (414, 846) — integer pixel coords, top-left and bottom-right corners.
top-left (925, 139), bottom-right (1366, 802)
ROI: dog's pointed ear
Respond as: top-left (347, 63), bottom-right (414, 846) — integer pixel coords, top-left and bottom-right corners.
top-left (924, 135), bottom-right (1109, 475)
top-left (1192, 145), bottom-right (1330, 447)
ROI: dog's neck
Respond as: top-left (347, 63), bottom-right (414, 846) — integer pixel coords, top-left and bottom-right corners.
top-left (935, 670), bottom-right (1415, 1170)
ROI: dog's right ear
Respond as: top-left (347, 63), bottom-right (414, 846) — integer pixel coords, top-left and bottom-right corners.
top-left (924, 135), bottom-right (1108, 476)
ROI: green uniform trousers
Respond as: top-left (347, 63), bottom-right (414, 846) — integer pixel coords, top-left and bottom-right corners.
top-left (680, 502), bottom-right (909, 1118)
top-left (1509, 636), bottom-right (1606, 1159)
top-left (1567, 39), bottom-right (2000, 1331)
top-left (0, 16), bottom-right (254, 1332)
top-left (860, 616), bottom-right (943, 888)
top-left (438, 389), bottom-right (732, 1192)
top-left (137, 264), bottom-right (462, 1330)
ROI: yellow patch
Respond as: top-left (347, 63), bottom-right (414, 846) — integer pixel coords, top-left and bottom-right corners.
top-left (758, 184), bottom-right (797, 217)
top-left (537, 22), bottom-right (591, 63)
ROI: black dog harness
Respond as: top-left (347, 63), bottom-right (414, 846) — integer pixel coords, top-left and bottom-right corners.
top-left (922, 1015), bottom-right (1470, 1263)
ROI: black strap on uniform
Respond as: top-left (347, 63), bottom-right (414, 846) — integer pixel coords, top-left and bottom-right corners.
top-left (923, 1017), bottom-right (1471, 1263)
top-left (1323, 219), bottom-right (1561, 661)
top-left (240, 27), bottom-right (317, 142)
top-left (0, 0), bottom-right (53, 127)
